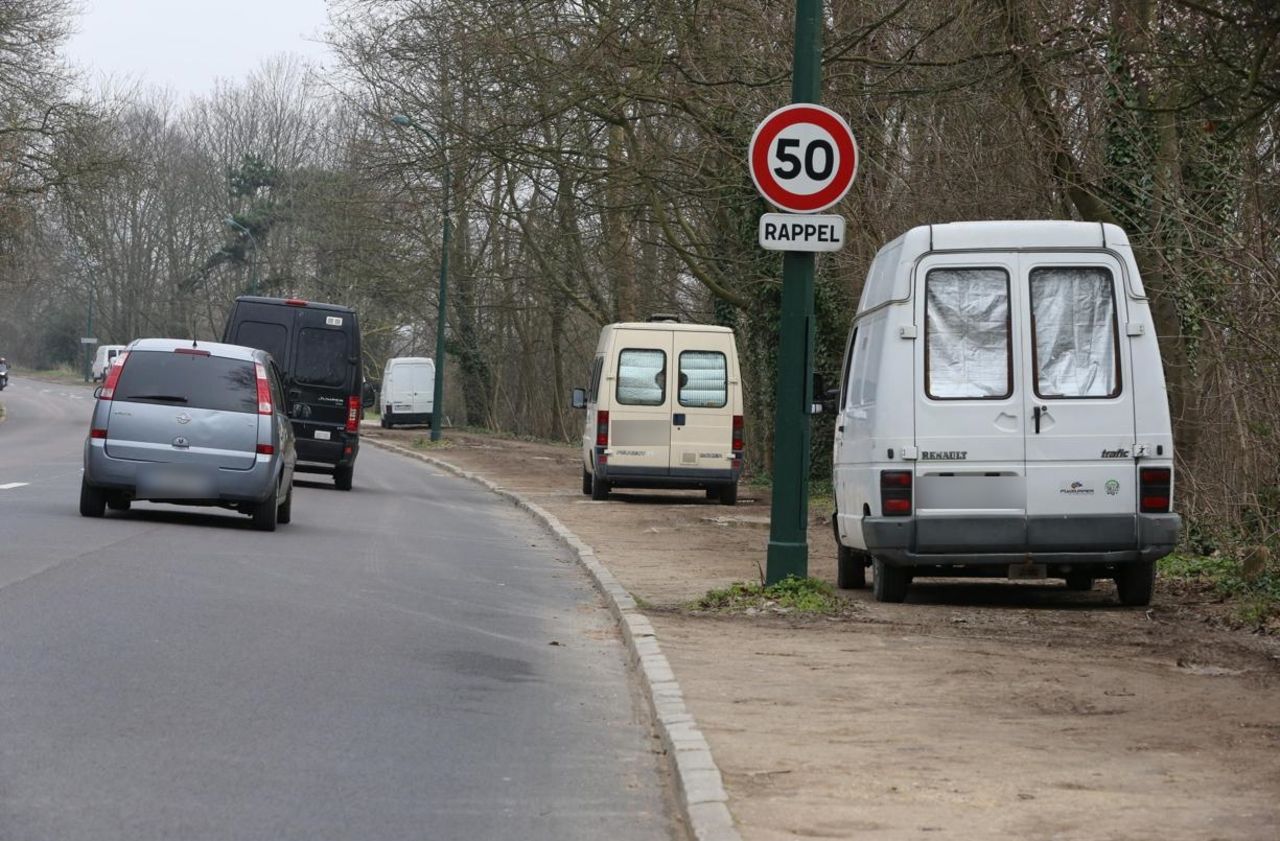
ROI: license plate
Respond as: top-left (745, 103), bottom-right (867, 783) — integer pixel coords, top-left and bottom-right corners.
top-left (138, 466), bottom-right (215, 499)
top-left (393, 404), bottom-right (411, 411)
top-left (1008, 563), bottom-right (1048, 580)
top-left (314, 430), bottom-right (331, 440)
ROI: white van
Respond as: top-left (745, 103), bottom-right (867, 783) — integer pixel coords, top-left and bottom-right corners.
top-left (380, 356), bottom-right (435, 428)
top-left (91, 345), bottom-right (127, 381)
top-left (832, 221), bottom-right (1180, 605)
top-left (572, 318), bottom-right (744, 504)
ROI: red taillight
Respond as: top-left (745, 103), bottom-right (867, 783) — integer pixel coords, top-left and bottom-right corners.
top-left (285, 298), bottom-right (307, 307)
top-left (1139, 467), bottom-right (1172, 513)
top-left (90, 428), bottom-right (108, 439)
top-left (256, 443), bottom-right (274, 455)
top-left (255, 363), bottom-right (272, 415)
top-left (881, 470), bottom-right (913, 516)
top-left (732, 414), bottom-right (744, 452)
top-left (595, 410), bottom-right (609, 447)
top-left (346, 395), bottom-right (360, 433)
top-left (98, 351), bottom-right (128, 400)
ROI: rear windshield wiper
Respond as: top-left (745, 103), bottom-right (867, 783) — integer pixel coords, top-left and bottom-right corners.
top-left (122, 394), bottom-right (189, 403)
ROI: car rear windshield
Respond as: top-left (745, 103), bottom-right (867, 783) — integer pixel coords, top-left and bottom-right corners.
top-left (295, 328), bottom-right (349, 388)
top-left (114, 351), bottom-right (258, 413)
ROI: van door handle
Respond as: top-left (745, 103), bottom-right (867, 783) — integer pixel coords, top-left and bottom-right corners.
top-left (1033, 405), bottom-right (1045, 434)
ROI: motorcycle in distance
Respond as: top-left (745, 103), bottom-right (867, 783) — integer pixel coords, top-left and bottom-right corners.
top-left (0, 357), bottom-right (8, 390)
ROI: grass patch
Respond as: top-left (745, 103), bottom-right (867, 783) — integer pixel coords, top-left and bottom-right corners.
top-left (692, 576), bottom-right (844, 616)
top-left (14, 365), bottom-right (92, 386)
top-left (1160, 550), bottom-right (1280, 631)
top-left (410, 435), bottom-right (452, 450)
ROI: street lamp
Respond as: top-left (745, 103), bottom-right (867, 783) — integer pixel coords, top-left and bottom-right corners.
top-left (390, 112), bottom-right (450, 443)
top-left (224, 216), bottom-right (260, 295)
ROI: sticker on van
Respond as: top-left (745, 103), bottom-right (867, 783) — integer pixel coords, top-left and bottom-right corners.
top-left (326, 316), bottom-right (344, 326)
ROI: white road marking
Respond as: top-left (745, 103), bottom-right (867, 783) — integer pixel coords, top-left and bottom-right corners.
top-left (0, 482), bottom-right (30, 490)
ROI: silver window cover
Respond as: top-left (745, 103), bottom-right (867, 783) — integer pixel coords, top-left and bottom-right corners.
top-left (679, 351), bottom-right (727, 408)
top-left (926, 268), bottom-right (1010, 398)
top-left (617, 348), bottom-right (666, 405)
top-left (1030, 267), bottom-right (1118, 398)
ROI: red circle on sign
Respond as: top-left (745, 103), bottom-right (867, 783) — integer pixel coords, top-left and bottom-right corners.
top-left (749, 104), bottom-right (858, 213)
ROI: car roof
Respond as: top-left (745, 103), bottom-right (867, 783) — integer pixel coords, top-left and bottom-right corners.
top-left (127, 338), bottom-right (265, 362)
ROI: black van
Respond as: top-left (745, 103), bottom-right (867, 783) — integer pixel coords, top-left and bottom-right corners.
top-left (222, 296), bottom-right (372, 490)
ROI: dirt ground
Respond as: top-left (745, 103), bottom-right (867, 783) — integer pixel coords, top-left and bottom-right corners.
top-left (369, 427), bottom-right (1280, 841)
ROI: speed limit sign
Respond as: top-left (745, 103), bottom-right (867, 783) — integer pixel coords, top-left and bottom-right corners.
top-left (749, 104), bottom-right (858, 214)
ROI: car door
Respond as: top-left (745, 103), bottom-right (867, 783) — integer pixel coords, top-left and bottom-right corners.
top-left (1017, 253), bottom-right (1137, 549)
top-left (669, 333), bottom-right (734, 475)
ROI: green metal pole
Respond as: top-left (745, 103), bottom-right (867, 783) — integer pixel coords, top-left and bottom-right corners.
top-left (430, 160), bottom-right (449, 442)
top-left (765, 0), bottom-right (823, 585)
top-left (84, 285), bottom-right (93, 382)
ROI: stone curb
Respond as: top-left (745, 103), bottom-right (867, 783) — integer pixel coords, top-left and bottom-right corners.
top-left (367, 437), bottom-right (741, 841)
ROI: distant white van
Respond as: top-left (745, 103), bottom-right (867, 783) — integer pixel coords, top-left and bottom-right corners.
top-left (91, 345), bottom-right (127, 381)
top-left (832, 221), bottom-right (1180, 605)
top-left (572, 318), bottom-right (744, 504)
top-left (380, 357), bottom-right (435, 428)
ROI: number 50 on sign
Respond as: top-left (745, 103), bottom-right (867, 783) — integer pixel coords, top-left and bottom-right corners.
top-left (748, 104), bottom-right (858, 215)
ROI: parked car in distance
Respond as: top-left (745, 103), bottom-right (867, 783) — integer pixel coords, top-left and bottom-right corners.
top-left (831, 221), bottom-right (1180, 605)
top-left (91, 344), bottom-right (128, 381)
top-left (80, 339), bottom-right (296, 531)
top-left (222, 296), bottom-right (374, 490)
top-left (380, 356), bottom-right (435, 428)
top-left (572, 315), bottom-right (744, 505)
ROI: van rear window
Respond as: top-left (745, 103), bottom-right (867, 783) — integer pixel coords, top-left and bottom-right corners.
top-left (925, 268), bottom-right (1012, 400)
top-left (114, 351), bottom-right (258, 414)
top-left (234, 321), bottom-right (288, 367)
top-left (678, 351), bottom-right (727, 408)
top-left (1029, 267), bottom-right (1121, 398)
top-left (616, 349), bottom-right (666, 406)
top-left (295, 328), bottom-right (349, 387)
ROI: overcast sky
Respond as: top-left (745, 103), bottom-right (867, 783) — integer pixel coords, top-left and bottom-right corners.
top-left (66, 0), bottom-right (334, 99)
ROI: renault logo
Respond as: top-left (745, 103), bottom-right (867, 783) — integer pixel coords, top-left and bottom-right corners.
top-left (175, 412), bottom-right (192, 424)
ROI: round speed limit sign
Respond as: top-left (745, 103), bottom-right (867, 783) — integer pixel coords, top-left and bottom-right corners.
top-left (748, 104), bottom-right (858, 213)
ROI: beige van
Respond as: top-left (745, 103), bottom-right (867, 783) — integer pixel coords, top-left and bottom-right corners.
top-left (571, 318), bottom-right (744, 504)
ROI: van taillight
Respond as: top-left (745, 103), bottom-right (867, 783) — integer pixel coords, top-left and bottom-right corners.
top-left (346, 396), bottom-right (360, 433)
top-left (1139, 467), bottom-right (1172, 513)
top-left (98, 351), bottom-right (128, 400)
top-left (595, 410), bottom-right (609, 447)
top-left (881, 470), bottom-right (913, 517)
top-left (732, 415), bottom-right (744, 452)
top-left (255, 363), bottom-right (272, 415)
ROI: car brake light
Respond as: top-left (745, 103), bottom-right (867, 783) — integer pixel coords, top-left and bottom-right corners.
top-left (90, 428), bottom-right (108, 439)
top-left (1139, 467), bottom-right (1172, 513)
top-left (98, 351), bottom-right (128, 400)
top-left (595, 410), bottom-right (609, 447)
top-left (256, 443), bottom-right (274, 455)
top-left (346, 395), bottom-right (360, 433)
top-left (732, 414), bottom-right (744, 452)
top-left (285, 298), bottom-right (308, 307)
top-left (173, 347), bottom-right (211, 356)
top-left (255, 363), bottom-right (272, 415)
top-left (881, 470), bottom-right (913, 517)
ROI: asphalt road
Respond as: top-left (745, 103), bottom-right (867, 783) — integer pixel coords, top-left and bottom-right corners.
top-left (0, 377), bottom-right (675, 841)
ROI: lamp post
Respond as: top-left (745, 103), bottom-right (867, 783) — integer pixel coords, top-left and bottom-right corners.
top-left (224, 216), bottom-right (260, 295)
top-left (390, 112), bottom-right (450, 443)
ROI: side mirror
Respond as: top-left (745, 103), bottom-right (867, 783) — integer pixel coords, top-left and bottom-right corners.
top-left (571, 387), bottom-right (587, 410)
top-left (361, 381), bottom-right (376, 409)
top-left (809, 373), bottom-right (826, 415)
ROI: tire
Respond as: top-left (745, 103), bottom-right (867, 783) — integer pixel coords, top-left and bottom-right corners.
top-left (252, 489), bottom-right (278, 532)
top-left (1064, 571), bottom-right (1094, 591)
top-left (836, 544), bottom-right (868, 589)
top-left (334, 465), bottom-right (354, 491)
top-left (872, 557), bottom-right (910, 603)
top-left (1114, 561), bottom-right (1155, 606)
top-left (277, 481), bottom-right (293, 525)
top-left (590, 472), bottom-right (611, 501)
top-left (106, 495), bottom-right (131, 512)
top-left (79, 479), bottom-right (106, 518)
top-left (379, 415), bottom-right (388, 429)
top-left (718, 482), bottom-right (738, 506)
top-left (581, 467), bottom-right (593, 495)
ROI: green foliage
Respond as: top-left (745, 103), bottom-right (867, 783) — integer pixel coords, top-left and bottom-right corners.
top-left (693, 576), bottom-right (843, 615)
top-left (1159, 552), bottom-right (1280, 630)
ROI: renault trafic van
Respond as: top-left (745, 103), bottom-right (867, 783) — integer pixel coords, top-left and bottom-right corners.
top-left (572, 318), bottom-right (744, 504)
top-left (380, 356), bottom-right (435, 428)
top-left (832, 222), bottom-right (1180, 605)
top-left (91, 345), bottom-right (127, 381)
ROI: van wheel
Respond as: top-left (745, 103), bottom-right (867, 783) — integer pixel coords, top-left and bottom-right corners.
top-left (718, 483), bottom-right (738, 506)
top-left (380, 415), bottom-right (388, 429)
top-left (252, 490), bottom-right (278, 532)
top-left (1064, 571), bottom-right (1094, 591)
top-left (1114, 561), bottom-right (1155, 606)
top-left (590, 474), bottom-right (611, 501)
top-left (581, 467), bottom-right (593, 495)
top-left (334, 465), bottom-right (354, 491)
top-left (277, 482), bottom-right (293, 525)
top-left (872, 557), bottom-right (910, 603)
top-left (79, 480), bottom-right (106, 518)
top-left (836, 545), bottom-right (868, 589)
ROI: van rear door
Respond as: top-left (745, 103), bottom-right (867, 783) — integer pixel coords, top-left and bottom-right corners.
top-left (609, 330), bottom-right (672, 472)
top-left (1017, 254), bottom-right (1136, 547)
top-left (290, 308), bottom-right (354, 431)
top-left (669, 332), bottom-right (734, 475)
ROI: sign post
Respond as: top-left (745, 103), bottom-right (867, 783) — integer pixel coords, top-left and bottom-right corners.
top-left (750, 0), bottom-right (857, 585)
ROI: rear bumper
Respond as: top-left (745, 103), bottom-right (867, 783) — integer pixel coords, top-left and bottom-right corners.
top-left (863, 513), bottom-right (1182, 567)
top-left (594, 462), bottom-right (740, 490)
top-left (294, 428), bottom-right (359, 470)
top-left (384, 411), bottom-right (432, 426)
top-left (83, 439), bottom-right (279, 504)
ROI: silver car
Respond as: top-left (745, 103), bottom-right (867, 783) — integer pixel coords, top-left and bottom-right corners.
top-left (80, 339), bottom-right (297, 531)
